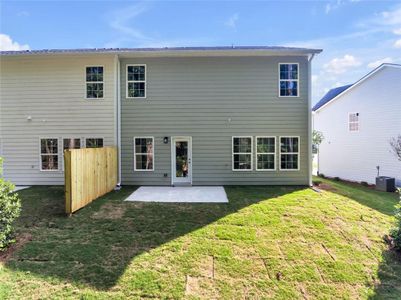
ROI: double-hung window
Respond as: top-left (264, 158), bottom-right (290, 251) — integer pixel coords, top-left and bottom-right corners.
top-left (86, 66), bottom-right (104, 99)
top-left (256, 137), bottom-right (276, 170)
top-left (349, 113), bottom-right (359, 132)
top-left (86, 138), bottom-right (103, 148)
top-left (134, 137), bottom-right (154, 171)
top-left (279, 63), bottom-right (299, 97)
top-left (127, 65), bottom-right (146, 98)
top-left (232, 137), bottom-right (253, 171)
top-left (63, 138), bottom-right (81, 151)
top-left (40, 138), bottom-right (59, 171)
top-left (280, 137), bottom-right (300, 170)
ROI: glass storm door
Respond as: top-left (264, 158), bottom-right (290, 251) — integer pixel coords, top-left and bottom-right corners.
top-left (172, 137), bottom-right (192, 184)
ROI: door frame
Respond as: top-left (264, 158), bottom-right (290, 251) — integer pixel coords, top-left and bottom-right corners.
top-left (171, 136), bottom-right (192, 185)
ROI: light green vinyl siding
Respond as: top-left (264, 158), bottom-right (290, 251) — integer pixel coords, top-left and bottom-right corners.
top-left (120, 56), bottom-right (310, 185)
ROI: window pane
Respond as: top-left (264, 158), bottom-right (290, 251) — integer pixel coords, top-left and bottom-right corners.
top-left (281, 154), bottom-right (298, 170)
top-left (128, 66), bottom-right (145, 81)
top-left (136, 154), bottom-right (153, 170)
top-left (128, 82), bottom-right (145, 97)
top-left (257, 154), bottom-right (275, 170)
top-left (280, 64), bottom-right (298, 80)
top-left (280, 81), bottom-right (298, 96)
top-left (233, 137), bottom-right (252, 153)
top-left (233, 154), bottom-right (251, 170)
top-left (280, 137), bottom-right (299, 153)
top-left (86, 138), bottom-right (103, 148)
top-left (41, 139), bottom-right (58, 154)
top-left (257, 137), bottom-right (275, 153)
top-left (86, 67), bottom-right (103, 82)
top-left (63, 138), bottom-right (80, 150)
top-left (86, 83), bottom-right (103, 98)
top-left (41, 155), bottom-right (58, 170)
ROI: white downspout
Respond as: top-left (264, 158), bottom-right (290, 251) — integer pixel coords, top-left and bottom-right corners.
top-left (115, 55), bottom-right (122, 188)
top-left (308, 53), bottom-right (316, 187)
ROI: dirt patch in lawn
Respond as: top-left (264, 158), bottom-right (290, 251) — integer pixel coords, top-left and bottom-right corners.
top-left (317, 183), bottom-right (337, 192)
top-left (0, 233), bottom-right (32, 264)
top-left (92, 203), bottom-right (126, 220)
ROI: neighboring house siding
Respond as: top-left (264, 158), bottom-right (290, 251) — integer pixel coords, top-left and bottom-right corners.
top-left (314, 66), bottom-right (401, 186)
top-left (120, 56), bottom-right (310, 185)
top-left (0, 54), bottom-right (116, 185)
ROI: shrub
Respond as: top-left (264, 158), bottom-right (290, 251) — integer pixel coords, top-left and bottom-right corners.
top-left (0, 157), bottom-right (21, 250)
top-left (312, 179), bottom-right (322, 186)
top-left (390, 189), bottom-right (401, 251)
top-left (318, 173), bottom-right (325, 178)
top-left (361, 181), bottom-right (369, 187)
top-left (334, 177), bottom-right (341, 181)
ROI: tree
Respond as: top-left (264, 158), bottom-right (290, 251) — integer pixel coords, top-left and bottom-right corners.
top-left (390, 135), bottom-right (401, 162)
top-left (312, 130), bottom-right (325, 175)
top-left (0, 157), bottom-right (21, 250)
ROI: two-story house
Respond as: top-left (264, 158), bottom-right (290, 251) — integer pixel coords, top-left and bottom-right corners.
top-left (0, 46), bottom-right (321, 186)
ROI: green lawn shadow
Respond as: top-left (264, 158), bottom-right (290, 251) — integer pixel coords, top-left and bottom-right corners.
top-left (6, 185), bottom-right (301, 291)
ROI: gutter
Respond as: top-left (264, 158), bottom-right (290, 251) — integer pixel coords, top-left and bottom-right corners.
top-left (115, 54), bottom-right (122, 189)
top-left (308, 53), bottom-right (316, 187)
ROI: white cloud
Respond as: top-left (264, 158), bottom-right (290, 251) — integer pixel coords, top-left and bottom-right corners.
top-left (0, 34), bottom-right (30, 51)
top-left (224, 13), bottom-right (239, 29)
top-left (380, 6), bottom-right (401, 26)
top-left (393, 28), bottom-right (401, 35)
top-left (323, 55), bottom-right (362, 74)
top-left (394, 39), bottom-right (401, 48)
top-left (367, 57), bottom-right (393, 68)
top-left (17, 11), bottom-right (30, 17)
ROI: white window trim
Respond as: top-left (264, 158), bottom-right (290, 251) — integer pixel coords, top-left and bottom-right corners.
top-left (348, 112), bottom-right (360, 132)
top-left (255, 136), bottom-right (276, 171)
top-left (39, 137), bottom-right (61, 172)
top-left (62, 137), bottom-right (82, 171)
top-left (278, 63), bottom-right (300, 98)
top-left (85, 65), bottom-right (104, 100)
top-left (232, 136), bottom-right (253, 171)
top-left (84, 137), bottom-right (105, 148)
top-left (133, 136), bottom-right (154, 171)
top-left (126, 64), bottom-right (147, 99)
top-left (279, 136), bottom-right (300, 171)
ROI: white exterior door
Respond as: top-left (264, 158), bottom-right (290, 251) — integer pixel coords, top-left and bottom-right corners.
top-left (171, 137), bottom-right (192, 185)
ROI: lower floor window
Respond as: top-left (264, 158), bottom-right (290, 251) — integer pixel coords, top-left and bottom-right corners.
top-left (63, 138), bottom-right (81, 150)
top-left (256, 137), bottom-right (276, 170)
top-left (232, 136), bottom-right (252, 170)
top-left (280, 137), bottom-right (299, 170)
top-left (134, 137), bottom-right (154, 171)
top-left (40, 138), bottom-right (59, 170)
top-left (86, 138), bottom-right (103, 148)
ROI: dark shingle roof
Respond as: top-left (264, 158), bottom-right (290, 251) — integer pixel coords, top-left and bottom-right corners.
top-left (312, 84), bottom-right (353, 111)
top-left (0, 46), bottom-right (322, 56)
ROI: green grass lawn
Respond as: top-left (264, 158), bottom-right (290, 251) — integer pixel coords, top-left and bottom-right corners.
top-left (0, 178), bottom-right (400, 299)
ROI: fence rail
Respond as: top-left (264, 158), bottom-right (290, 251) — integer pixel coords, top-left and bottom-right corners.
top-left (64, 147), bottom-right (117, 214)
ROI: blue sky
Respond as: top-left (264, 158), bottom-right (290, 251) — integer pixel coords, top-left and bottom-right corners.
top-left (1, 0), bottom-right (400, 103)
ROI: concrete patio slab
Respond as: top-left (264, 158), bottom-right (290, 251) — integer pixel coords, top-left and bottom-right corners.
top-left (125, 186), bottom-right (228, 203)
top-left (14, 186), bottom-right (31, 192)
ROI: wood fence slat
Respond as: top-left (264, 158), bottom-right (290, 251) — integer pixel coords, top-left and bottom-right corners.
top-left (64, 147), bottom-right (118, 214)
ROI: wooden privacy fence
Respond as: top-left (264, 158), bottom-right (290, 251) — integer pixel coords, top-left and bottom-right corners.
top-left (64, 147), bottom-right (118, 214)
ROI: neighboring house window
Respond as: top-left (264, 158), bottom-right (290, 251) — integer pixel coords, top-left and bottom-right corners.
top-left (256, 137), bottom-right (276, 170)
top-left (134, 137), bottom-right (154, 171)
top-left (280, 137), bottom-right (299, 170)
top-left (279, 63), bottom-right (299, 97)
top-left (127, 65), bottom-right (146, 98)
top-left (349, 113), bottom-right (359, 132)
top-left (232, 137), bottom-right (253, 171)
top-left (40, 138), bottom-right (59, 171)
top-left (86, 66), bottom-right (104, 99)
top-left (86, 138), bottom-right (104, 148)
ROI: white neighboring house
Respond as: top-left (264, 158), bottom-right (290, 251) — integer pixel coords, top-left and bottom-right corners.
top-left (313, 63), bottom-right (401, 186)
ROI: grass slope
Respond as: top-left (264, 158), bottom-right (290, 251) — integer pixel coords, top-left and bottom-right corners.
top-left (0, 179), bottom-right (400, 299)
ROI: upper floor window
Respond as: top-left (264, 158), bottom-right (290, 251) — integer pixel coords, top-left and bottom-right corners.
top-left (86, 66), bottom-right (104, 99)
top-left (127, 65), bottom-right (146, 98)
top-left (349, 113), bottom-right (359, 132)
top-left (86, 138), bottom-right (104, 148)
top-left (40, 138), bottom-right (59, 171)
top-left (232, 137), bottom-right (253, 171)
top-left (279, 63), bottom-right (299, 97)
